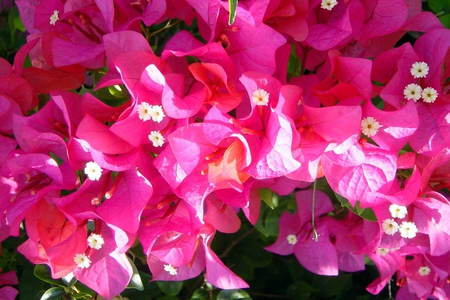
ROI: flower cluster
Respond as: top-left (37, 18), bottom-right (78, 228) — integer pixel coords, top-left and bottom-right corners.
top-left (1, 0), bottom-right (450, 299)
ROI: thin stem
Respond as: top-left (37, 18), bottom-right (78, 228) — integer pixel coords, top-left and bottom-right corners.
top-left (388, 278), bottom-right (395, 300)
top-left (219, 227), bottom-right (255, 258)
top-left (311, 180), bottom-right (319, 242)
top-left (149, 19), bottom-right (182, 38)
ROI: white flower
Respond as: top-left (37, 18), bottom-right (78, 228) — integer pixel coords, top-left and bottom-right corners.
top-left (399, 221), bottom-right (418, 239)
top-left (403, 83), bottom-right (422, 102)
top-left (84, 161), bottom-right (103, 181)
top-left (252, 88), bottom-right (269, 106)
top-left (286, 234), bottom-right (298, 245)
top-left (410, 62), bottom-right (429, 79)
top-left (148, 131), bottom-right (165, 147)
top-left (377, 248), bottom-right (389, 256)
top-left (163, 264), bottom-right (178, 276)
top-left (149, 105), bottom-right (165, 123)
top-left (418, 266), bottom-right (431, 276)
top-left (74, 253), bottom-right (91, 269)
top-left (137, 102), bottom-right (152, 121)
top-left (389, 204), bottom-right (408, 219)
top-left (88, 233), bottom-right (105, 250)
top-left (382, 219), bottom-right (399, 235)
top-left (321, 0), bottom-right (338, 10)
top-left (361, 117), bottom-right (381, 137)
top-left (421, 87), bottom-right (438, 103)
top-left (50, 10), bottom-right (59, 26)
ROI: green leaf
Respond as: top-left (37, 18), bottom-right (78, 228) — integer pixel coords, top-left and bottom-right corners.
top-left (312, 272), bottom-right (352, 298)
top-left (428, 0), bottom-right (450, 14)
top-left (126, 258), bottom-right (144, 291)
top-left (40, 287), bottom-right (65, 300)
top-left (34, 265), bottom-right (65, 287)
top-left (264, 208), bottom-right (282, 236)
top-left (8, 6), bottom-right (25, 35)
top-left (157, 296), bottom-right (179, 300)
top-left (227, 254), bottom-right (254, 280)
top-left (71, 293), bottom-right (94, 299)
top-left (217, 289), bottom-right (251, 300)
top-left (228, 0), bottom-right (238, 25)
top-left (287, 44), bottom-right (301, 80)
top-left (258, 188), bottom-right (278, 209)
top-left (190, 288), bottom-right (209, 300)
top-left (157, 281), bottom-right (183, 296)
top-left (19, 264), bottom-right (48, 300)
top-left (439, 14), bottom-right (450, 29)
top-left (335, 193), bottom-right (377, 222)
top-left (287, 281), bottom-right (315, 299)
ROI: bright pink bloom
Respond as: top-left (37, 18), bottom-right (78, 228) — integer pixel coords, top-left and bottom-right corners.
top-left (265, 189), bottom-right (341, 275)
top-left (18, 198), bottom-right (87, 278)
top-left (312, 50), bottom-right (372, 106)
top-left (73, 223), bottom-right (134, 300)
top-left (140, 200), bottom-right (248, 289)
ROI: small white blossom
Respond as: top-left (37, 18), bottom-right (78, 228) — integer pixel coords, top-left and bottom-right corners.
top-left (50, 10), bottom-right (59, 26)
top-left (377, 248), bottom-right (389, 256)
top-left (399, 221), bottom-right (418, 239)
top-left (252, 88), bottom-right (269, 106)
top-left (148, 131), bottom-right (165, 147)
top-left (149, 105), bottom-right (165, 123)
top-left (163, 264), bottom-right (178, 276)
top-left (418, 266), bottom-right (431, 276)
top-left (382, 219), bottom-right (399, 235)
top-left (361, 117), bottom-right (381, 137)
top-left (84, 161), bottom-right (103, 181)
top-left (410, 62), bottom-right (429, 79)
top-left (286, 234), bottom-right (298, 245)
top-left (421, 87), bottom-right (438, 103)
top-left (74, 253), bottom-right (91, 269)
top-left (403, 83), bottom-right (422, 102)
top-left (321, 0), bottom-right (338, 10)
top-left (389, 204), bottom-right (408, 219)
top-left (88, 233), bottom-right (105, 250)
top-left (137, 102), bottom-right (152, 121)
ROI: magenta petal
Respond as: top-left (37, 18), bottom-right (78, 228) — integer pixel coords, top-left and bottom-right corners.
top-left (153, 145), bottom-right (187, 189)
top-left (162, 74), bottom-right (207, 119)
top-left (322, 146), bottom-right (397, 206)
top-left (264, 211), bottom-right (299, 256)
top-left (294, 222), bottom-right (338, 276)
top-left (204, 198), bottom-right (241, 234)
top-left (103, 31), bottom-right (153, 71)
top-left (51, 38), bottom-right (105, 68)
top-left (363, 100), bottom-right (419, 152)
top-left (409, 102), bottom-right (450, 156)
top-left (168, 124), bottom-right (216, 176)
top-left (306, 4), bottom-right (352, 51)
top-left (299, 104), bottom-right (361, 145)
top-left (0, 286), bottom-right (18, 300)
top-left (357, 0), bottom-right (408, 40)
top-left (247, 110), bottom-right (300, 179)
top-left (97, 169), bottom-right (152, 235)
top-left (148, 251), bottom-right (205, 282)
top-left (222, 15), bottom-right (286, 76)
top-left (204, 243), bottom-right (249, 289)
top-left (76, 114), bottom-right (135, 154)
top-left (414, 29), bottom-right (450, 90)
top-left (0, 135), bottom-right (17, 164)
top-left (74, 250), bottom-right (133, 299)
top-left (0, 270), bottom-right (18, 286)
top-left (296, 189), bottom-right (333, 225)
top-left (151, 232), bottom-right (197, 267)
